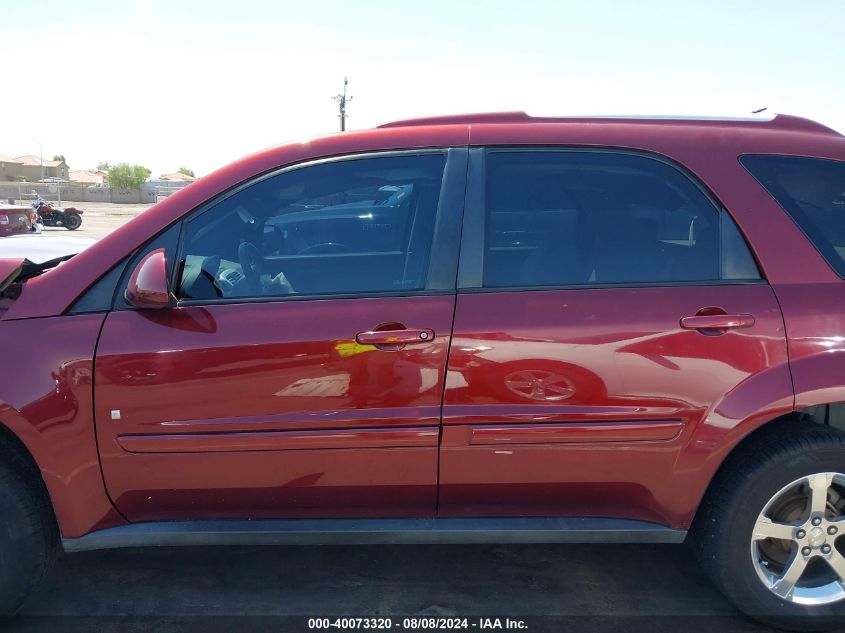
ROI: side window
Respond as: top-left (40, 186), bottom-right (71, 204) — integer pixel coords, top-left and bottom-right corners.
top-left (482, 151), bottom-right (759, 288)
top-left (178, 154), bottom-right (447, 300)
top-left (741, 155), bottom-right (845, 278)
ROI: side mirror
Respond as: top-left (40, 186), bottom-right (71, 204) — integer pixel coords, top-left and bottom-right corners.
top-left (125, 248), bottom-right (170, 309)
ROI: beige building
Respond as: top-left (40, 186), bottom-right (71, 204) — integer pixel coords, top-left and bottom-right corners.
top-left (158, 171), bottom-right (197, 182)
top-left (15, 155), bottom-right (69, 181)
top-left (0, 155), bottom-right (69, 182)
top-left (0, 155), bottom-right (24, 181)
top-left (70, 169), bottom-right (108, 185)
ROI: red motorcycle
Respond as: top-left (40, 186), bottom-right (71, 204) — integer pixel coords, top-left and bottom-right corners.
top-left (31, 195), bottom-right (83, 231)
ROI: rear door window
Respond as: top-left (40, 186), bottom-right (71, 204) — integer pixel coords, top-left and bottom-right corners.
top-left (741, 155), bottom-right (845, 277)
top-left (482, 151), bottom-right (759, 288)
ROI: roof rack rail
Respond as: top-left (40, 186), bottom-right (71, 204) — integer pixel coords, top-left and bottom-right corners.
top-left (378, 111), bottom-right (532, 128)
top-left (764, 114), bottom-right (842, 135)
top-left (377, 111), bottom-right (841, 136)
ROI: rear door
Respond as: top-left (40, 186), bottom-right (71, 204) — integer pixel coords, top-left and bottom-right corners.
top-left (439, 148), bottom-right (789, 526)
top-left (94, 149), bottom-right (466, 522)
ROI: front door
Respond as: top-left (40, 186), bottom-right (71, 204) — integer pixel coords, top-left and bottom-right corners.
top-left (94, 150), bottom-right (465, 522)
top-left (438, 149), bottom-right (789, 527)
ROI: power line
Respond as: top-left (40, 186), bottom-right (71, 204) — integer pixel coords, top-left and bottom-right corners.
top-left (331, 77), bottom-right (353, 131)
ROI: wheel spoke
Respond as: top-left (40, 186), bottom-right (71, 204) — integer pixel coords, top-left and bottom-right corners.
top-left (544, 384), bottom-right (574, 395)
top-left (771, 550), bottom-right (809, 599)
top-left (752, 515), bottom-right (797, 541)
top-left (808, 473), bottom-right (833, 516)
top-left (825, 549), bottom-right (845, 584)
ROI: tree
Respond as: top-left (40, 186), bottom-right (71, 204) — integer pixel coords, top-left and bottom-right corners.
top-left (107, 163), bottom-right (151, 189)
top-left (178, 167), bottom-right (195, 177)
top-left (97, 161), bottom-right (110, 171)
top-left (53, 154), bottom-right (66, 163)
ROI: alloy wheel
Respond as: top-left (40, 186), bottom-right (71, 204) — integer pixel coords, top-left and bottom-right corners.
top-left (750, 472), bottom-right (845, 605)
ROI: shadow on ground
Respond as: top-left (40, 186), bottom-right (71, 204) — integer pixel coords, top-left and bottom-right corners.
top-left (7, 543), bottom-right (775, 632)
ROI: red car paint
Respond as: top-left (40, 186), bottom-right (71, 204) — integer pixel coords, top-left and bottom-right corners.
top-left (1, 113), bottom-right (844, 539)
top-left (439, 285), bottom-right (790, 526)
top-left (93, 297), bottom-right (453, 521)
top-left (0, 205), bottom-right (36, 237)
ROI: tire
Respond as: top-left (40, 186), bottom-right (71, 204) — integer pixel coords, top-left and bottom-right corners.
top-left (0, 447), bottom-right (57, 616)
top-left (63, 213), bottom-right (81, 230)
top-left (694, 420), bottom-right (845, 631)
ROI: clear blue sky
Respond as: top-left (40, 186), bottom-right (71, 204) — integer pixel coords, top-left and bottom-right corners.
top-left (5, 0), bottom-right (844, 176)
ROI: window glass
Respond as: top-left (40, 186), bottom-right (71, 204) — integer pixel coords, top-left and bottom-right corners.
top-left (178, 154), bottom-right (446, 300)
top-left (483, 152), bottom-right (756, 287)
top-left (741, 155), bottom-right (845, 277)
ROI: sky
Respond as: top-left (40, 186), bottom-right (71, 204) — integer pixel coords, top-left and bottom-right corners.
top-left (3, 0), bottom-right (844, 177)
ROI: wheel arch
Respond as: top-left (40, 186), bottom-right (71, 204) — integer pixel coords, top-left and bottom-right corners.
top-left (0, 417), bottom-right (53, 506)
top-left (688, 351), bottom-right (845, 527)
top-left (668, 361), bottom-right (795, 528)
top-left (689, 403), bottom-right (845, 530)
top-left (0, 313), bottom-right (127, 538)
top-left (0, 409), bottom-right (67, 543)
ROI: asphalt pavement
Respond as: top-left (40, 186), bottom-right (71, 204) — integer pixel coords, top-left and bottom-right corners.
top-left (6, 542), bottom-right (778, 633)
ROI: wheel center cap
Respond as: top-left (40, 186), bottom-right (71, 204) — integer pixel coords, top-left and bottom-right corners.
top-left (809, 526), bottom-right (826, 548)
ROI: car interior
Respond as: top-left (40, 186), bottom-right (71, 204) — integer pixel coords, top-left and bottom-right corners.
top-left (483, 156), bottom-right (722, 287)
top-left (178, 155), bottom-right (446, 300)
top-left (775, 164), bottom-right (845, 261)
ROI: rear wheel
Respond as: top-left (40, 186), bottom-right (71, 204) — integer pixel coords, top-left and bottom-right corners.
top-left (0, 451), bottom-right (56, 616)
top-left (695, 422), bottom-right (845, 630)
top-left (63, 213), bottom-right (82, 230)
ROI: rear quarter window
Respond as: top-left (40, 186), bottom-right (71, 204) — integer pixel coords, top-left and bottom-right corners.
top-left (741, 155), bottom-right (845, 277)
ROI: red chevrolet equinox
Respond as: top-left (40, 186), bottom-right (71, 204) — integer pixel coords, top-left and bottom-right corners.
top-left (2, 112), bottom-right (845, 629)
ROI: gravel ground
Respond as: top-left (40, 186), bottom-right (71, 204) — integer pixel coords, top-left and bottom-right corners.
top-left (39, 215), bottom-right (137, 241)
top-left (64, 202), bottom-right (154, 216)
top-left (32, 204), bottom-right (150, 240)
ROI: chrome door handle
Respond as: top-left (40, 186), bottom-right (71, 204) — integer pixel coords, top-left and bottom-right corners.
top-left (680, 314), bottom-right (755, 330)
top-left (356, 328), bottom-right (435, 346)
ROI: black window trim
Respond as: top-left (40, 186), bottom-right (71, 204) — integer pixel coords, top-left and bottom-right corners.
top-left (65, 255), bottom-right (130, 314)
top-left (457, 145), bottom-right (767, 293)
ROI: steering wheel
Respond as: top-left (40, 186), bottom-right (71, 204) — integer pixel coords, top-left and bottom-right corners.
top-left (238, 241), bottom-right (263, 294)
top-left (298, 242), bottom-right (348, 255)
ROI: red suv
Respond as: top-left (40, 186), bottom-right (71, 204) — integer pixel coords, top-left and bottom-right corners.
top-left (2, 112), bottom-right (845, 628)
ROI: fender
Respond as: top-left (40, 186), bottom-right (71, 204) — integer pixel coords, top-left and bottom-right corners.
top-left (788, 349), bottom-right (845, 409)
top-left (0, 313), bottom-right (125, 537)
top-left (666, 361), bottom-right (795, 528)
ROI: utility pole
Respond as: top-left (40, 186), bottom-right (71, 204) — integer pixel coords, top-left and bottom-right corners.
top-left (332, 76), bottom-right (353, 131)
top-left (36, 139), bottom-right (43, 181)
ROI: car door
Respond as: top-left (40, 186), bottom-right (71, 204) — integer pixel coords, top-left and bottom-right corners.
top-left (94, 149), bottom-right (466, 522)
top-left (439, 148), bottom-right (789, 526)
